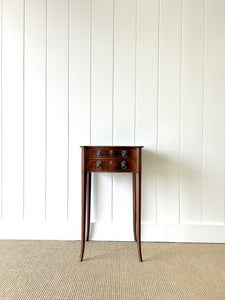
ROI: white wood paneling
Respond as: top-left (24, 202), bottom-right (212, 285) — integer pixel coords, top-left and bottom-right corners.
top-left (91, 0), bottom-right (113, 146)
top-left (203, 0), bottom-right (225, 224)
top-left (24, 0), bottom-right (46, 222)
top-left (157, 0), bottom-right (182, 224)
top-left (0, 0), bottom-right (224, 242)
top-left (113, 0), bottom-right (136, 225)
top-left (2, 0), bottom-right (24, 221)
top-left (68, 0), bottom-right (91, 225)
top-left (136, 0), bottom-right (159, 223)
top-left (91, 0), bottom-right (113, 223)
top-left (46, 0), bottom-right (68, 222)
top-left (180, 0), bottom-right (204, 224)
top-left (113, 0), bottom-right (136, 146)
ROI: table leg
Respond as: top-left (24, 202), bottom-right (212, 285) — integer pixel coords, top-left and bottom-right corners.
top-left (80, 172), bottom-right (87, 262)
top-left (86, 172), bottom-right (91, 241)
top-left (132, 173), bottom-right (137, 242)
top-left (136, 172), bottom-right (143, 262)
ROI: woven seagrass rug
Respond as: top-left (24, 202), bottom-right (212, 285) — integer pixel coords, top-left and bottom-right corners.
top-left (0, 240), bottom-right (224, 299)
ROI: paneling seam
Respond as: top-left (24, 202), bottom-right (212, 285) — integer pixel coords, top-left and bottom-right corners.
top-left (111, 0), bottom-right (115, 223)
top-left (134, 0), bottom-right (137, 146)
top-left (23, 0), bottom-right (25, 221)
top-left (67, 0), bottom-right (70, 222)
top-left (112, 0), bottom-right (114, 147)
top-left (179, 0), bottom-right (183, 225)
top-left (156, 0), bottom-right (161, 224)
top-left (45, 0), bottom-right (48, 222)
top-left (0, 0), bottom-right (3, 221)
top-left (90, 0), bottom-right (92, 146)
top-left (201, 0), bottom-right (206, 225)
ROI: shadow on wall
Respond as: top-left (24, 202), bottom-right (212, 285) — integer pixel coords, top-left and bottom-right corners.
top-left (142, 148), bottom-right (203, 223)
top-left (89, 148), bottom-right (204, 225)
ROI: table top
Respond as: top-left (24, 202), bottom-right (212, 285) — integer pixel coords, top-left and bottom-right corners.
top-left (80, 146), bottom-right (144, 148)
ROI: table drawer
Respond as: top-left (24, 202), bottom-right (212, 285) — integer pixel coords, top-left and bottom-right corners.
top-left (86, 159), bottom-right (137, 172)
top-left (86, 148), bottom-right (137, 159)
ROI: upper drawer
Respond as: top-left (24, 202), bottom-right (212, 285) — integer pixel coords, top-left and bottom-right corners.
top-left (86, 147), bottom-right (137, 159)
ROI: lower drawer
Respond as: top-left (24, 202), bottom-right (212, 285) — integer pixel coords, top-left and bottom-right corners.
top-left (86, 159), bottom-right (137, 172)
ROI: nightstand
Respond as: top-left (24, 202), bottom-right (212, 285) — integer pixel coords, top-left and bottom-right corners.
top-left (80, 146), bottom-right (143, 262)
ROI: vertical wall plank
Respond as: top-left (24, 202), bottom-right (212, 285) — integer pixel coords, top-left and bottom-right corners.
top-left (180, 0), bottom-right (204, 224)
top-left (113, 0), bottom-right (136, 225)
top-left (24, 0), bottom-right (46, 222)
top-left (46, 0), bottom-right (68, 222)
top-left (0, 0), bottom-right (2, 219)
top-left (203, 0), bottom-right (225, 224)
top-left (113, 0), bottom-right (136, 146)
top-left (136, 0), bottom-right (159, 224)
top-left (68, 0), bottom-right (91, 226)
top-left (157, 0), bottom-right (181, 224)
top-left (91, 0), bottom-right (113, 146)
top-left (91, 0), bottom-right (113, 223)
top-left (2, 0), bottom-right (24, 221)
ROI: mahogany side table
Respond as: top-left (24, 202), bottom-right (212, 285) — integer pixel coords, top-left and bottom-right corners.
top-left (80, 146), bottom-right (143, 262)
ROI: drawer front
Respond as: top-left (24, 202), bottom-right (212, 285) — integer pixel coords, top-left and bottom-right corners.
top-left (86, 148), bottom-right (137, 159)
top-left (86, 159), bottom-right (137, 172)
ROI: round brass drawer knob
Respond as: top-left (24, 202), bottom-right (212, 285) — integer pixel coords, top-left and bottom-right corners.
top-left (97, 150), bottom-right (102, 158)
top-left (121, 160), bottom-right (127, 169)
top-left (121, 150), bottom-right (128, 158)
top-left (96, 161), bottom-right (102, 169)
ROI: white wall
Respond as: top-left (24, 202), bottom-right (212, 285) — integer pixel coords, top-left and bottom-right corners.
top-left (0, 0), bottom-right (225, 242)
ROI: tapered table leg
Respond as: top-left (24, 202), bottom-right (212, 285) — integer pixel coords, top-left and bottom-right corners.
top-left (86, 172), bottom-right (91, 241)
top-left (136, 172), bottom-right (143, 262)
top-left (80, 172), bottom-right (87, 262)
top-left (132, 173), bottom-right (137, 242)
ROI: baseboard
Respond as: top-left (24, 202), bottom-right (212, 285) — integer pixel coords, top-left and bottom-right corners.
top-left (90, 222), bottom-right (225, 243)
top-left (0, 221), bottom-right (224, 243)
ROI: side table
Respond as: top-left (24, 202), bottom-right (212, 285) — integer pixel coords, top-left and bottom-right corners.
top-left (80, 146), bottom-right (143, 262)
